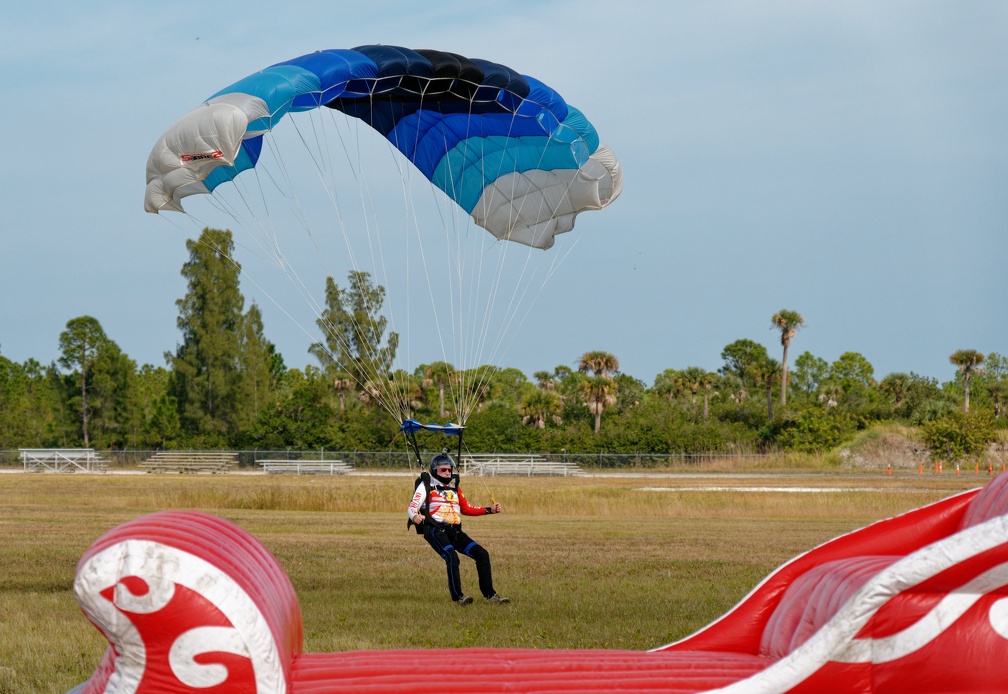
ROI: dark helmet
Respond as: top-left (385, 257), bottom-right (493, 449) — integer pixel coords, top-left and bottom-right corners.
top-left (429, 451), bottom-right (455, 477)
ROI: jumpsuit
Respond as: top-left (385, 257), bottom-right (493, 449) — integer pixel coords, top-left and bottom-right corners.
top-left (408, 475), bottom-right (497, 601)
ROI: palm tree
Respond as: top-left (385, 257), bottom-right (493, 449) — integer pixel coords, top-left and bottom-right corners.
top-left (358, 377), bottom-right (387, 412)
top-left (989, 379), bottom-right (1007, 419)
top-left (579, 376), bottom-right (618, 433)
top-left (420, 361), bottom-right (455, 418)
top-left (717, 373), bottom-right (747, 404)
top-left (678, 366), bottom-right (715, 421)
top-left (332, 372), bottom-right (355, 412)
top-left (390, 372), bottom-right (424, 422)
top-left (818, 378), bottom-right (842, 410)
top-left (699, 372), bottom-right (716, 422)
top-left (578, 351), bottom-right (619, 433)
top-left (679, 366), bottom-right (706, 407)
top-left (878, 372), bottom-right (910, 409)
top-left (519, 389), bottom-right (563, 429)
top-left (533, 371), bottom-right (556, 391)
top-left (652, 369), bottom-right (684, 401)
top-left (750, 357), bottom-right (781, 420)
top-left (949, 349), bottom-right (985, 412)
top-left (771, 309), bottom-right (804, 406)
top-left (452, 367), bottom-right (493, 421)
top-left (578, 351), bottom-right (620, 378)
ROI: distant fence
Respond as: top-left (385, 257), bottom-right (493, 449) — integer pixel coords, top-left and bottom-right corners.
top-left (549, 451), bottom-right (772, 469)
top-left (0, 448), bottom-right (770, 470)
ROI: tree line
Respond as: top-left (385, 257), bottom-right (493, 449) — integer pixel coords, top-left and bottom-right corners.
top-left (1, 228), bottom-right (1004, 459)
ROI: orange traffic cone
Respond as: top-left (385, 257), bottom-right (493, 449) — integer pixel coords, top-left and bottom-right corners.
top-left (887, 463), bottom-right (892, 476)
top-left (956, 463), bottom-right (960, 476)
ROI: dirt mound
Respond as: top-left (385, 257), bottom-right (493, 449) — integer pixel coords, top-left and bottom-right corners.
top-left (838, 430), bottom-right (928, 471)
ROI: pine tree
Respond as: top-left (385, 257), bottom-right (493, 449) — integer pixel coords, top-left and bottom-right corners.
top-left (87, 340), bottom-right (135, 448)
top-left (168, 228), bottom-right (246, 443)
top-left (236, 303), bottom-right (279, 431)
top-left (58, 315), bottom-right (108, 446)
top-left (309, 270), bottom-right (398, 404)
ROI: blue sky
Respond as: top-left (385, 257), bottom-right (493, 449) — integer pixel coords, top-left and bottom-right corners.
top-left (2, 1), bottom-right (1005, 386)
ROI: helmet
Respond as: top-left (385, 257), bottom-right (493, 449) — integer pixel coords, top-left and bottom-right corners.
top-left (429, 451), bottom-right (455, 477)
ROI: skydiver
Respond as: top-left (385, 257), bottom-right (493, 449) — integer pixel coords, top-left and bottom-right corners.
top-left (407, 452), bottom-right (509, 605)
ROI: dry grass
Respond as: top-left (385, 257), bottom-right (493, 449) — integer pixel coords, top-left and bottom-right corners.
top-left (0, 470), bottom-right (984, 693)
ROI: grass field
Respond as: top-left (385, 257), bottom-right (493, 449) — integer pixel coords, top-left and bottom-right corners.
top-left (0, 469), bottom-right (986, 693)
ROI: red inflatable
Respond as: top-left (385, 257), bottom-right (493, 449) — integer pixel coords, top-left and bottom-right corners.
top-left (70, 475), bottom-right (1008, 693)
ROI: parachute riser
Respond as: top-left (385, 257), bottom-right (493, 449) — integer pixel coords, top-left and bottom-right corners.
top-left (401, 419), bottom-right (464, 472)
top-left (404, 429), bottom-right (423, 468)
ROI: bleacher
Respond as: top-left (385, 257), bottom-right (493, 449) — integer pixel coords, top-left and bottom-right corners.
top-left (137, 451), bottom-right (237, 474)
top-left (259, 460), bottom-right (353, 475)
top-left (19, 448), bottom-right (106, 473)
top-left (461, 453), bottom-right (584, 477)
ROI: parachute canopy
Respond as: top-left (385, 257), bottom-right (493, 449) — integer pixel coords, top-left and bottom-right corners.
top-left (145, 45), bottom-right (622, 250)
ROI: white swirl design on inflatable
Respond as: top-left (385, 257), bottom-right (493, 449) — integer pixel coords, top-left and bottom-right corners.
top-left (170, 626), bottom-right (252, 687)
top-left (74, 539), bottom-right (285, 694)
top-left (110, 575), bottom-right (175, 614)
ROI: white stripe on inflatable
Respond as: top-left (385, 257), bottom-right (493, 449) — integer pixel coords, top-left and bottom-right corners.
top-left (838, 563), bottom-right (1008, 663)
top-left (710, 514), bottom-right (1008, 693)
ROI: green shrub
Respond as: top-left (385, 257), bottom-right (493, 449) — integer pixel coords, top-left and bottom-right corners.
top-left (910, 399), bottom-right (957, 425)
top-left (921, 410), bottom-right (996, 463)
top-left (775, 410), bottom-right (861, 453)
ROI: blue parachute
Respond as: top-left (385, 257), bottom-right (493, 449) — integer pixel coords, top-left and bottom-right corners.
top-left (145, 45), bottom-right (622, 249)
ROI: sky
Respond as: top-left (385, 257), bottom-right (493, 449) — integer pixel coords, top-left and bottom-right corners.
top-left (2, 1), bottom-right (1006, 387)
